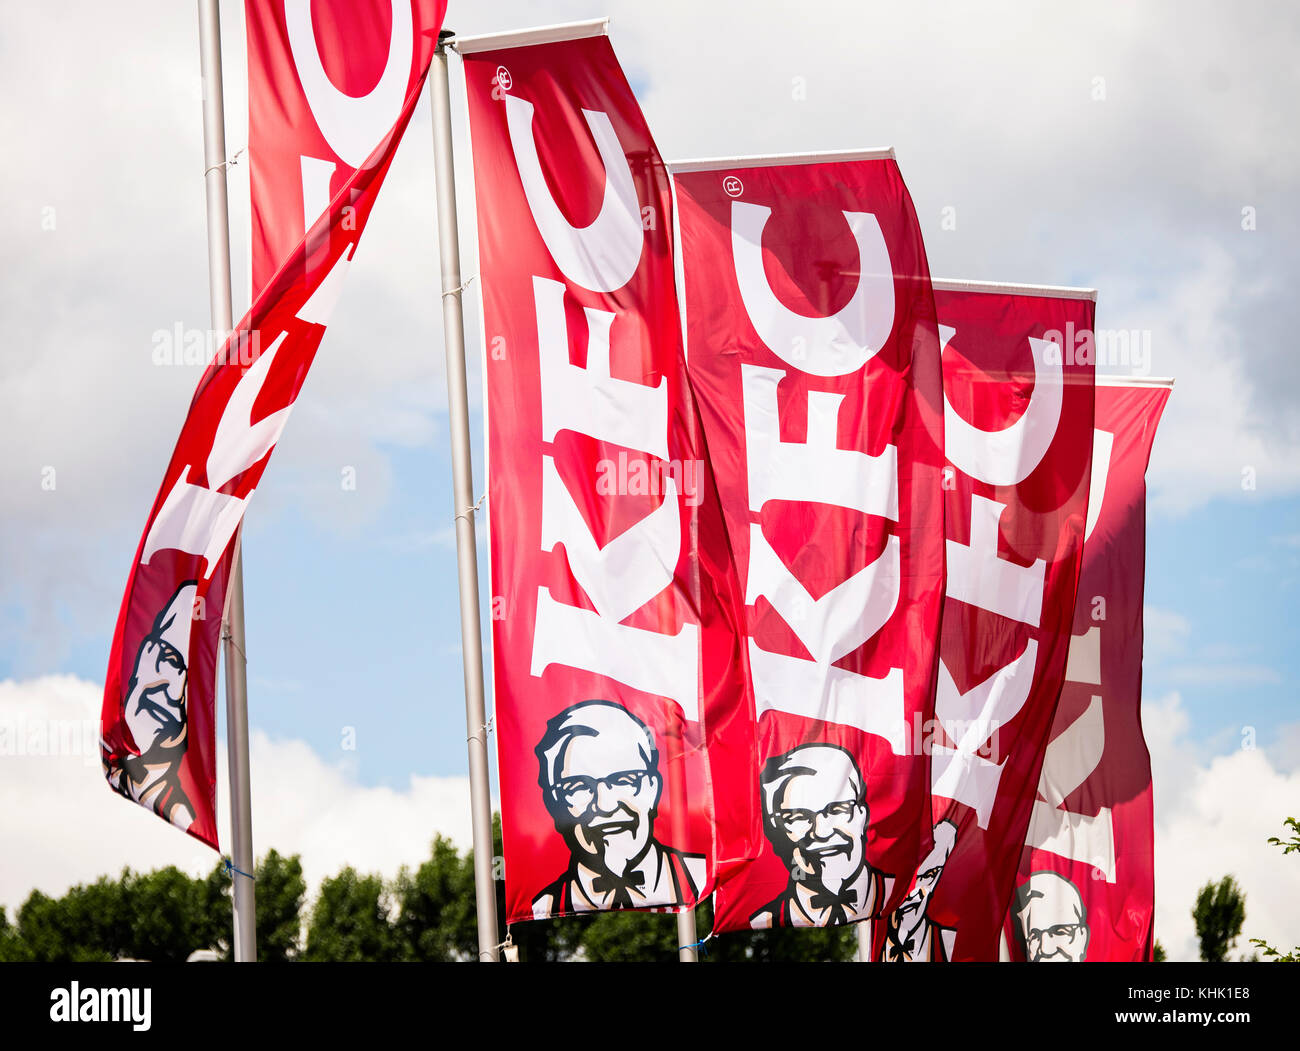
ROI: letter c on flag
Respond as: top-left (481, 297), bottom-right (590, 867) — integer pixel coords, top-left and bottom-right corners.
top-left (504, 95), bottom-right (644, 293)
top-left (284, 0), bottom-right (413, 168)
top-left (938, 327), bottom-right (1064, 487)
top-left (730, 201), bottom-right (896, 377)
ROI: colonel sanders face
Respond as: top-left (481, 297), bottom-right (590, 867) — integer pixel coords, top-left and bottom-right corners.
top-left (762, 745), bottom-right (868, 895)
top-left (1014, 871), bottom-right (1091, 962)
top-left (894, 820), bottom-right (956, 937)
top-left (538, 701), bottom-right (663, 877)
top-left (123, 583), bottom-right (197, 759)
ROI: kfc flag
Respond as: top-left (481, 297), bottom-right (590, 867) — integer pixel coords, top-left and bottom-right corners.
top-left (462, 27), bottom-right (755, 923)
top-left (673, 152), bottom-right (947, 936)
top-left (1008, 379), bottom-right (1170, 962)
top-left (906, 281), bottom-right (1096, 961)
top-left (100, 1), bottom-right (445, 846)
top-left (246, 0), bottom-right (447, 298)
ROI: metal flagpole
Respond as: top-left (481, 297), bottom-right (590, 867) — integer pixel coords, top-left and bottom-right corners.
top-left (677, 909), bottom-right (698, 962)
top-left (857, 921), bottom-right (871, 962)
top-left (197, 0), bottom-right (257, 963)
top-left (430, 29), bottom-right (500, 962)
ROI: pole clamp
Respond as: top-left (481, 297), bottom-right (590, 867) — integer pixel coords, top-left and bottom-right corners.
top-left (468, 716), bottom-right (494, 743)
top-left (220, 623), bottom-right (249, 663)
top-left (442, 274), bottom-right (477, 299)
top-left (204, 146), bottom-right (246, 178)
top-left (455, 491), bottom-right (487, 524)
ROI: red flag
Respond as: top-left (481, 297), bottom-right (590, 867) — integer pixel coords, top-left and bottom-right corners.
top-left (673, 153), bottom-right (946, 935)
top-left (897, 281), bottom-right (1095, 960)
top-left (462, 27), bottom-right (754, 923)
top-left (1007, 379), bottom-right (1170, 962)
top-left (100, 1), bottom-right (445, 847)
top-left (246, 0), bottom-right (447, 298)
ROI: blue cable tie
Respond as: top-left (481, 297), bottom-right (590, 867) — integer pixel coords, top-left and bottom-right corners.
top-left (223, 857), bottom-right (256, 882)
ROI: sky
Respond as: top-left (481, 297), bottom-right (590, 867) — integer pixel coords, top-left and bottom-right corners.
top-left (1, 0), bottom-right (1298, 962)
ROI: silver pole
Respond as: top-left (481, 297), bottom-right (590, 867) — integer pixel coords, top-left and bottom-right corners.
top-left (430, 33), bottom-right (500, 962)
top-left (677, 908), bottom-right (698, 963)
top-left (856, 921), bottom-right (871, 962)
top-left (197, 0), bottom-right (257, 963)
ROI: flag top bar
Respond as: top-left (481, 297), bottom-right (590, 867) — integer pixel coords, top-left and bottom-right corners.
top-left (1097, 375), bottom-right (1175, 388)
top-left (669, 148), bottom-right (895, 173)
top-left (451, 18), bottom-right (609, 54)
top-left (932, 277), bottom-right (1098, 301)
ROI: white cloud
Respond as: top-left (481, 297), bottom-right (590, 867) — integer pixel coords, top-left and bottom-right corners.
top-left (1148, 690), bottom-right (1300, 961)
top-left (0, 676), bottom-right (471, 923)
top-left (1269, 723), bottom-right (1300, 775)
top-left (1143, 606), bottom-right (1192, 665)
top-left (1143, 605), bottom-right (1282, 687)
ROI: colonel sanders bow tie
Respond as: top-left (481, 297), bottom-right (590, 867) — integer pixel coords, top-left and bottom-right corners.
top-left (592, 869), bottom-right (646, 907)
top-left (808, 887), bottom-right (858, 924)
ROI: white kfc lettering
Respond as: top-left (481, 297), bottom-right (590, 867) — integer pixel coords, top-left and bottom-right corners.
top-left (741, 364), bottom-right (896, 519)
top-left (931, 321), bottom-right (1067, 818)
top-left (505, 96), bottom-right (643, 293)
top-left (930, 638), bottom-right (1038, 828)
top-left (539, 456), bottom-right (681, 624)
top-left (519, 114), bottom-right (698, 720)
top-left (1024, 435), bottom-right (1117, 880)
top-left (731, 201), bottom-right (895, 377)
top-left (1084, 429), bottom-right (1114, 541)
top-left (946, 495), bottom-right (1046, 627)
top-left (939, 327), bottom-right (1063, 487)
top-left (1024, 672), bottom-right (1114, 880)
top-left (285, 0), bottom-right (412, 168)
top-left (535, 277), bottom-right (667, 458)
top-left (282, 0), bottom-right (412, 251)
top-left (730, 208), bottom-right (905, 749)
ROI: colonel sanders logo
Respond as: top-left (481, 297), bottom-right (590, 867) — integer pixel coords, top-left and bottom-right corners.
top-left (531, 700), bottom-right (706, 918)
top-left (750, 743), bottom-right (894, 929)
top-left (1013, 871), bottom-right (1091, 962)
top-left (882, 820), bottom-right (957, 961)
top-left (103, 582), bottom-right (197, 831)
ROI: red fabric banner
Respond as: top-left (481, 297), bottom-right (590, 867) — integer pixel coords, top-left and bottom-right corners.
top-left (246, 0), bottom-right (447, 298)
top-left (463, 33), bottom-right (754, 923)
top-left (1007, 381), bottom-right (1170, 962)
top-left (100, 1), bottom-right (445, 847)
top-left (906, 284), bottom-right (1096, 960)
top-left (673, 156), bottom-right (946, 936)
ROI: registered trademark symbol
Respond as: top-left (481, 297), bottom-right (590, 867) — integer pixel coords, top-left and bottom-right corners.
top-left (723, 175), bottom-right (743, 198)
top-left (495, 66), bottom-right (512, 92)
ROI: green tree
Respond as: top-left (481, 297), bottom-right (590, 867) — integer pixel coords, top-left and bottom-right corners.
top-left (253, 850), bottom-right (307, 962)
top-left (1153, 940), bottom-right (1167, 962)
top-left (580, 910), bottom-right (681, 962)
top-left (393, 835), bottom-right (476, 960)
top-left (2, 866), bottom-right (224, 962)
top-left (303, 867), bottom-right (398, 962)
top-left (118, 865), bottom-right (227, 962)
top-left (200, 850), bottom-right (308, 961)
top-left (10, 881), bottom-right (119, 962)
top-left (0, 907), bottom-right (13, 963)
top-left (1249, 817), bottom-right (1300, 962)
top-left (1193, 875), bottom-right (1246, 962)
